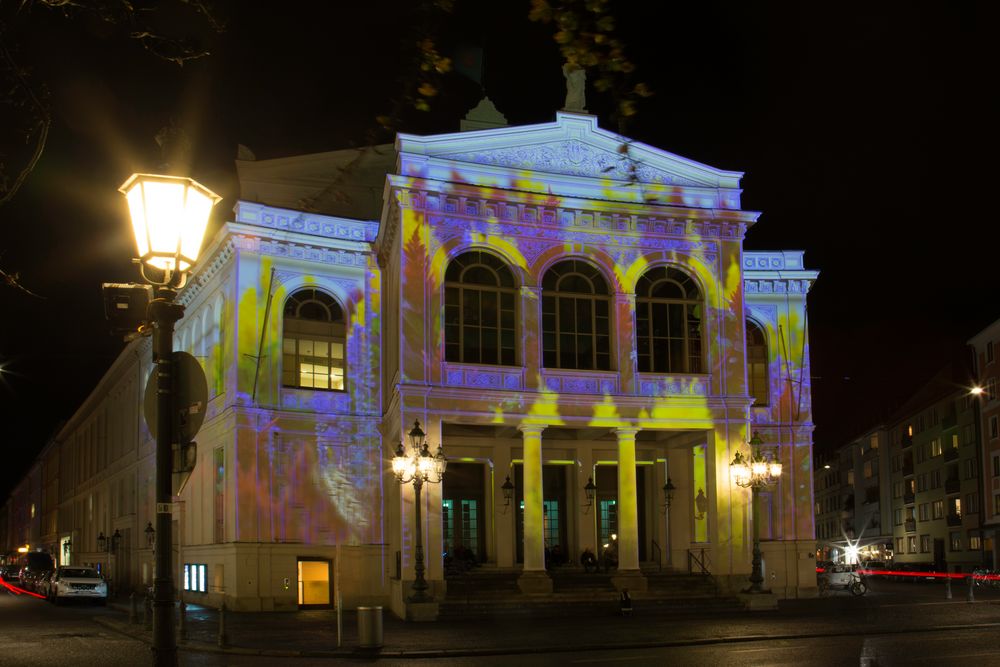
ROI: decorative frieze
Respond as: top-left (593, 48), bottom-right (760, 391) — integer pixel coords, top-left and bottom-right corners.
top-left (236, 201), bottom-right (379, 243)
top-left (636, 374), bottom-right (709, 397)
top-left (234, 235), bottom-right (368, 267)
top-left (443, 363), bottom-right (524, 391)
top-left (410, 192), bottom-right (745, 242)
top-left (744, 279), bottom-right (813, 294)
top-left (541, 370), bottom-right (619, 395)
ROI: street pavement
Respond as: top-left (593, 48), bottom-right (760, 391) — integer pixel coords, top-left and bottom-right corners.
top-left (97, 578), bottom-right (1000, 659)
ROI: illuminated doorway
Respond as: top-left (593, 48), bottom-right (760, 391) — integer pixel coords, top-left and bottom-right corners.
top-left (442, 463), bottom-right (486, 562)
top-left (595, 464), bottom-right (648, 561)
top-left (297, 558), bottom-right (331, 608)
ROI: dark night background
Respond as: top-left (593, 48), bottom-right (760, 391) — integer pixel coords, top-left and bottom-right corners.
top-left (0, 1), bottom-right (994, 500)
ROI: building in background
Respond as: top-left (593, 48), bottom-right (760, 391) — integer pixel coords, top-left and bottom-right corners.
top-left (969, 318), bottom-right (1000, 569)
top-left (2, 106), bottom-right (819, 617)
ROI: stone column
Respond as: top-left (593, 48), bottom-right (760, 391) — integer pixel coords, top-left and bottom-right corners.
top-left (613, 427), bottom-right (646, 591)
top-left (518, 423), bottom-right (552, 594)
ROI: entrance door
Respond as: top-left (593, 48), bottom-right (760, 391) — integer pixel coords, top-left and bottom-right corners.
top-left (442, 463), bottom-right (486, 561)
top-left (297, 558), bottom-right (331, 607)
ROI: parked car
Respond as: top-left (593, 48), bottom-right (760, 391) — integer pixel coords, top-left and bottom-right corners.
top-left (48, 567), bottom-right (108, 605)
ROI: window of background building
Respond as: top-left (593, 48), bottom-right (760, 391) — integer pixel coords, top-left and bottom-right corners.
top-left (965, 459), bottom-right (977, 479)
top-left (970, 532), bottom-right (982, 550)
top-left (896, 537), bottom-right (905, 553)
top-left (543, 260), bottom-right (612, 371)
top-left (991, 416), bottom-right (999, 440)
top-left (951, 532), bottom-right (962, 551)
top-left (895, 508), bottom-right (903, 525)
top-left (870, 434), bottom-right (879, 450)
top-left (949, 497), bottom-right (962, 517)
top-left (920, 535), bottom-right (931, 552)
top-left (444, 250), bottom-right (518, 366)
top-left (893, 481), bottom-right (903, 498)
top-left (963, 424), bottom-right (974, 446)
top-left (916, 446), bottom-right (925, 464)
top-left (908, 535), bottom-right (918, 552)
top-left (183, 563), bottom-right (207, 593)
top-left (635, 266), bottom-right (702, 374)
top-left (966, 493), bottom-right (979, 514)
top-left (918, 504), bottom-right (929, 521)
top-left (931, 469), bottom-right (941, 488)
top-left (989, 377), bottom-right (999, 400)
top-left (864, 461), bottom-right (873, 479)
top-left (933, 500), bottom-right (945, 519)
top-left (905, 506), bottom-right (915, 521)
top-left (993, 455), bottom-right (1000, 477)
top-left (917, 474), bottom-right (927, 492)
top-left (746, 320), bottom-right (769, 407)
top-left (847, 470), bottom-right (854, 485)
top-left (282, 289), bottom-right (346, 390)
top-left (930, 438), bottom-right (942, 457)
top-left (988, 341), bottom-right (995, 364)
top-left (994, 494), bottom-right (1000, 516)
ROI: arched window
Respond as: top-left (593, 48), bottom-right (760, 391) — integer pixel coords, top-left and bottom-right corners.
top-left (282, 289), bottom-right (346, 390)
top-left (746, 320), bottom-right (769, 407)
top-left (541, 260), bottom-right (612, 370)
top-left (444, 250), bottom-right (517, 365)
top-left (635, 267), bottom-right (703, 373)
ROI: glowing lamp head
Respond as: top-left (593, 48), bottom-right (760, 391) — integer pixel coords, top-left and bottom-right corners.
top-left (769, 461), bottom-right (783, 478)
top-left (730, 451), bottom-right (751, 487)
top-left (971, 386), bottom-right (984, 396)
top-left (119, 173), bottom-right (221, 275)
top-left (391, 443), bottom-right (408, 480)
top-left (845, 544), bottom-right (859, 564)
top-left (433, 445), bottom-right (448, 476)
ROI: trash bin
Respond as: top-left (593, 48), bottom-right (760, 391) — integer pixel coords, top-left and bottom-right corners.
top-left (357, 606), bottom-right (383, 649)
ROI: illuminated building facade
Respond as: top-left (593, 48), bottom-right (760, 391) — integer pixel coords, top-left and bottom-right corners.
top-left (2, 110), bottom-right (819, 615)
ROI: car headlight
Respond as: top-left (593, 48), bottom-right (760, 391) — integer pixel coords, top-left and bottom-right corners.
top-left (97, 583), bottom-right (107, 593)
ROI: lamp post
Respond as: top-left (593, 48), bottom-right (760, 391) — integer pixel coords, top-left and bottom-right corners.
top-left (392, 420), bottom-right (447, 603)
top-left (119, 173), bottom-right (220, 666)
top-left (730, 432), bottom-right (782, 594)
top-left (583, 477), bottom-right (597, 514)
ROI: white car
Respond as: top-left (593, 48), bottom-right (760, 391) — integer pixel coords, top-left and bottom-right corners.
top-left (48, 567), bottom-right (108, 605)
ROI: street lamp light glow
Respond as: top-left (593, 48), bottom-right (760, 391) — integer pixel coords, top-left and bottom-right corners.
top-left (971, 386), bottom-right (984, 396)
top-left (119, 173), bottom-right (221, 275)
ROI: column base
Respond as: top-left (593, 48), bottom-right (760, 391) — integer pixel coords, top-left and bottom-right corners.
top-left (405, 600), bottom-right (440, 622)
top-left (517, 571), bottom-right (553, 594)
top-left (611, 570), bottom-right (647, 593)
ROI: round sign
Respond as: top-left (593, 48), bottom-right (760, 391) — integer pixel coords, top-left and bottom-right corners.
top-left (143, 351), bottom-right (209, 443)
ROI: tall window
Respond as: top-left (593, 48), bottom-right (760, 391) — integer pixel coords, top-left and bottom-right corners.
top-left (746, 320), bottom-right (769, 406)
top-left (541, 260), bottom-right (611, 370)
top-left (213, 447), bottom-right (225, 544)
top-left (635, 267), bottom-right (703, 373)
top-left (444, 251), bottom-right (517, 365)
top-left (282, 289), bottom-right (346, 390)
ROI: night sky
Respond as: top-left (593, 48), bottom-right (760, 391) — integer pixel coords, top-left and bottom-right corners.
top-left (0, 1), bottom-right (993, 500)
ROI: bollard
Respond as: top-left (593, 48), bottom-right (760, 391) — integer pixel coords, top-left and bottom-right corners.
top-left (946, 575), bottom-right (952, 600)
top-left (178, 599), bottom-right (187, 640)
top-left (218, 602), bottom-right (228, 647)
top-left (129, 592), bottom-right (137, 625)
top-left (968, 574), bottom-right (976, 602)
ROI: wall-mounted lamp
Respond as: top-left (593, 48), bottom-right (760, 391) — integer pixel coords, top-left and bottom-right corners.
top-left (583, 477), bottom-right (597, 514)
top-left (145, 521), bottom-right (156, 548)
top-left (97, 529), bottom-right (122, 553)
top-left (662, 477), bottom-right (676, 513)
top-left (501, 476), bottom-right (514, 513)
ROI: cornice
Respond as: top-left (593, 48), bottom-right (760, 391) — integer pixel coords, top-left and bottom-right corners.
top-left (235, 201), bottom-right (379, 244)
top-left (177, 239), bottom-right (235, 307)
top-left (231, 232), bottom-right (369, 269)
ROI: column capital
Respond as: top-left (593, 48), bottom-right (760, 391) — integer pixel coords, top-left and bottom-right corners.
top-left (613, 427), bottom-right (640, 439)
top-left (518, 423), bottom-right (548, 436)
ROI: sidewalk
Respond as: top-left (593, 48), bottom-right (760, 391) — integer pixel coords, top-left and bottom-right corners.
top-left (95, 584), bottom-right (1000, 659)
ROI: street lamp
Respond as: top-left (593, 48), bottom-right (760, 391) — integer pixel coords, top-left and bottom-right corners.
top-left (662, 477), bottom-right (676, 512)
top-left (583, 477), bottom-right (597, 514)
top-left (145, 521), bottom-right (156, 549)
top-left (501, 476), bottom-right (514, 513)
top-left (120, 172), bottom-right (220, 666)
top-left (392, 420), bottom-right (447, 603)
top-left (730, 432), bottom-right (782, 594)
top-left (97, 529), bottom-right (122, 595)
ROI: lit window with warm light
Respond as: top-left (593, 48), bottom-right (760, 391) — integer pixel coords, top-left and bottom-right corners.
top-left (282, 289), bottom-right (346, 391)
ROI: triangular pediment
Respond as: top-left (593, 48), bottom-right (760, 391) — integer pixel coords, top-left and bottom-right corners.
top-left (397, 112), bottom-right (744, 194)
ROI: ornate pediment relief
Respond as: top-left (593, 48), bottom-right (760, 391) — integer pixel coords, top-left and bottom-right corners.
top-left (440, 139), bottom-right (709, 187)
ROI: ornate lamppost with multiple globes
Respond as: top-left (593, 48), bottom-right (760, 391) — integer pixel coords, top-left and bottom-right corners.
top-left (119, 173), bottom-right (220, 666)
top-left (729, 432), bottom-right (782, 594)
top-left (392, 420), bottom-right (447, 603)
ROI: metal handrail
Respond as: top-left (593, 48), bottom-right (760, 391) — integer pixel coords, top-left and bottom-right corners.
top-left (651, 540), bottom-right (662, 572)
top-left (688, 547), bottom-right (710, 575)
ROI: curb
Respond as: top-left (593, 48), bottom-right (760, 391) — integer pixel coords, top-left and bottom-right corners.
top-left (92, 615), bottom-right (1000, 660)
